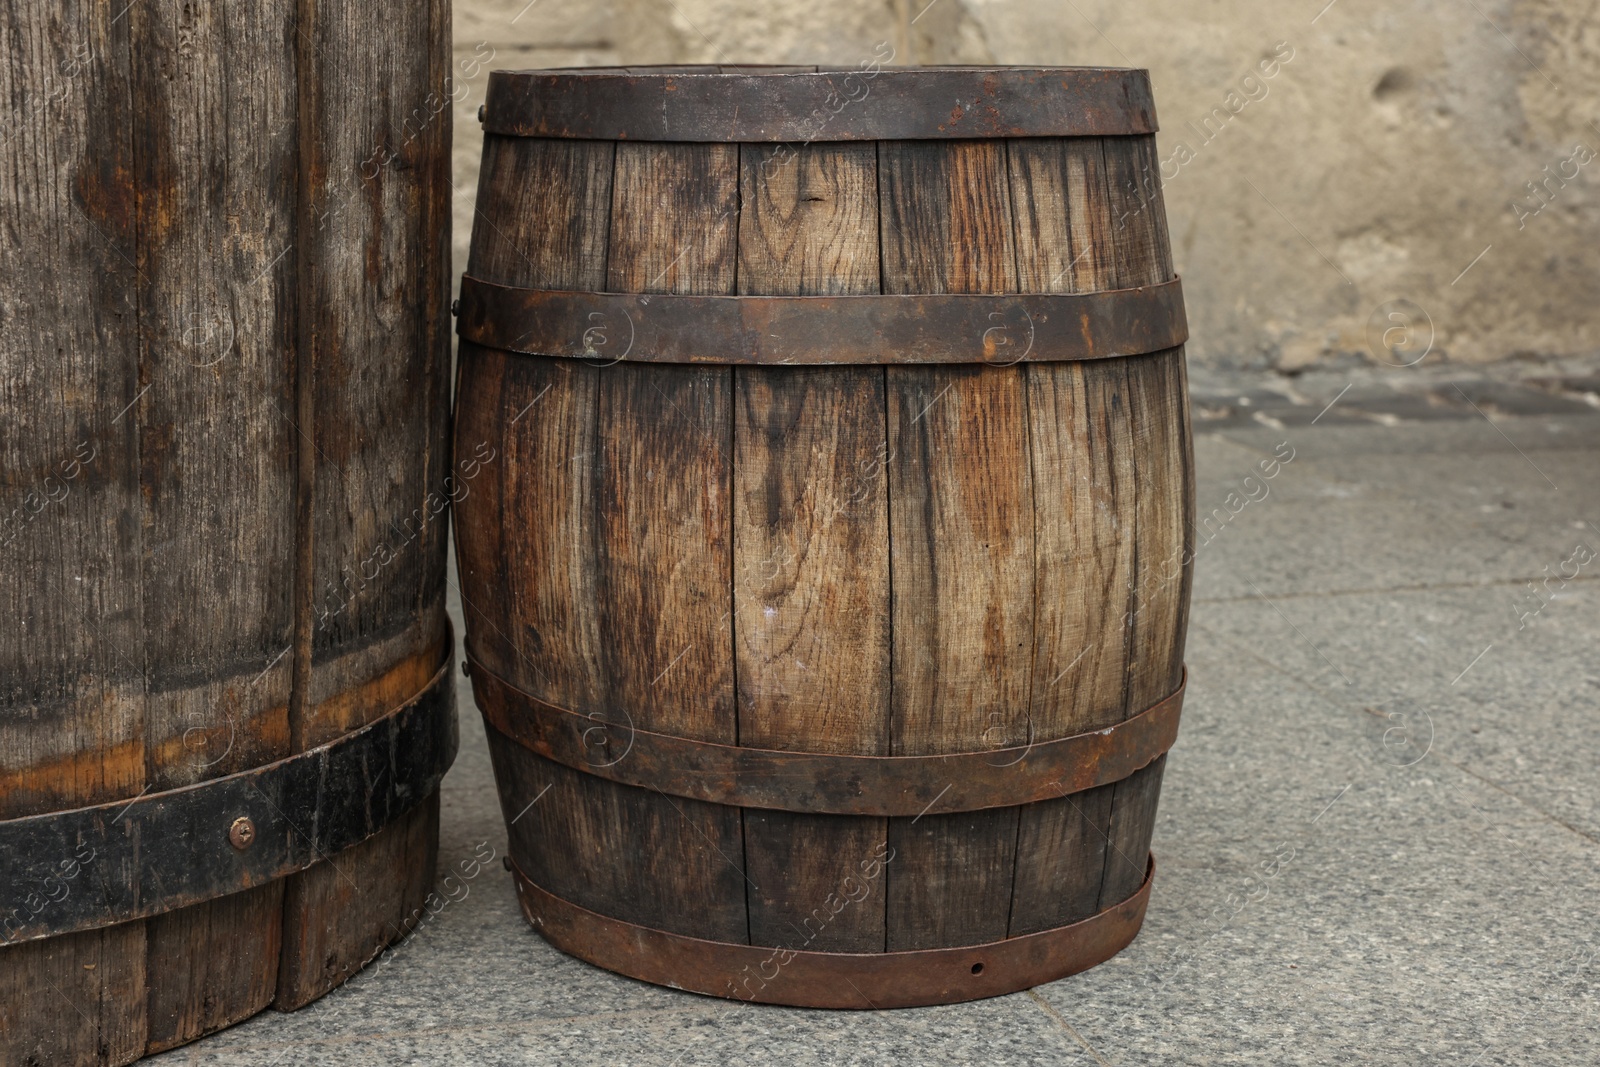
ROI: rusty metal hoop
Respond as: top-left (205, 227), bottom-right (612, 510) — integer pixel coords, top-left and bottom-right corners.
top-left (482, 66), bottom-right (1158, 141)
top-left (455, 276), bottom-right (1187, 367)
top-left (469, 651), bottom-right (1182, 816)
top-left (510, 855), bottom-right (1156, 1009)
top-left (1, 645), bottom-right (457, 946)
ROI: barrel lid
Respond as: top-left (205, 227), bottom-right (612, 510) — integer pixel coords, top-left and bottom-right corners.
top-left (481, 65), bottom-right (1157, 142)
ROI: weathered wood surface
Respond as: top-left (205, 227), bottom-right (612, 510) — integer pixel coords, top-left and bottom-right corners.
top-left (879, 139), bottom-right (1030, 952)
top-left (1005, 137), bottom-right (1140, 938)
top-left (734, 142), bottom-right (891, 953)
top-left (459, 121), bottom-right (1190, 974)
top-left (127, 0), bottom-right (299, 1044)
top-left (0, 0), bottom-right (452, 1059)
top-left (592, 141), bottom-right (746, 941)
top-left (0, 0), bottom-right (148, 1059)
top-left (277, 0), bottom-right (453, 1009)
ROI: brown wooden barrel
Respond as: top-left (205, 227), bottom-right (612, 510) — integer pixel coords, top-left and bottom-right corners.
top-left (455, 64), bottom-right (1192, 1009)
top-left (0, 0), bottom-right (454, 1061)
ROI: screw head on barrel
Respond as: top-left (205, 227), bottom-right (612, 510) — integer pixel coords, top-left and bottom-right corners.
top-left (228, 816), bottom-right (256, 850)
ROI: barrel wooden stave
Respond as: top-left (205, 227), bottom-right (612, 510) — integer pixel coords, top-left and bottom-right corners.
top-left (459, 105), bottom-right (1191, 987)
top-left (0, 0), bottom-right (452, 1058)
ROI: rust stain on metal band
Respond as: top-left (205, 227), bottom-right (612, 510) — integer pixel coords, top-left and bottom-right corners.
top-left (469, 650), bottom-right (1183, 816)
top-left (0, 642), bottom-right (457, 946)
top-left (456, 276), bottom-right (1187, 367)
top-left (508, 855), bottom-right (1155, 1009)
top-left (482, 66), bottom-right (1158, 141)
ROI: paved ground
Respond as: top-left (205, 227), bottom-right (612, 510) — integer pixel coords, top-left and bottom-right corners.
top-left (152, 361), bottom-right (1600, 1065)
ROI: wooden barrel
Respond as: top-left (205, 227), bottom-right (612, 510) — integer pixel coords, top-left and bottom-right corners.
top-left (0, 0), bottom-right (454, 1061)
top-left (455, 65), bottom-right (1192, 1009)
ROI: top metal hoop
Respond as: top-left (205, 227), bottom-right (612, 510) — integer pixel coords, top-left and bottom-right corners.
top-left (482, 65), bottom-right (1158, 142)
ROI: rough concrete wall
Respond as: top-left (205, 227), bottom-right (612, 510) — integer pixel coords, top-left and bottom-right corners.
top-left (451, 0), bottom-right (1599, 370)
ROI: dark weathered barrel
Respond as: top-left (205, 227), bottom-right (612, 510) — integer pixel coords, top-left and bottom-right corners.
top-left (455, 64), bottom-right (1192, 1008)
top-left (0, 0), bottom-right (455, 1061)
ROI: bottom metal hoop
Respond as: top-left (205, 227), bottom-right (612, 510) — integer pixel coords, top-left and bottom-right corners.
top-left (509, 855), bottom-right (1154, 1009)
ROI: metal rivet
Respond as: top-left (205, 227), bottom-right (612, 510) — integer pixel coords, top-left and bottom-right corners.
top-left (502, 855), bottom-right (512, 871)
top-left (229, 816), bottom-right (256, 850)
top-left (478, 104), bottom-right (486, 123)
top-left (451, 298), bottom-right (460, 317)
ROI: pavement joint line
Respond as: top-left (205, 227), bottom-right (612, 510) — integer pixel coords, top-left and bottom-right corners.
top-left (204, 999), bottom-right (724, 1059)
top-left (1195, 571), bottom-right (1600, 606)
top-left (1189, 618), bottom-right (1361, 715)
top-left (1026, 988), bottom-right (1112, 1066)
top-left (1440, 757), bottom-right (1600, 851)
top-left (1189, 621), bottom-right (1600, 850)
top-left (1449, 383), bottom-right (1561, 489)
top-left (1208, 412), bottom-right (1599, 457)
top-left (1242, 577), bottom-right (1353, 685)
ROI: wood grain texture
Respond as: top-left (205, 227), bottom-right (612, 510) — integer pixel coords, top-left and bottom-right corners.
top-left (735, 142), bottom-right (890, 951)
top-left (465, 135), bottom-right (613, 711)
top-left (0, 35), bottom-right (143, 1060)
top-left (1022, 362), bottom-right (1136, 733)
top-left (467, 136), bottom-right (615, 293)
top-left (0, 928), bottom-right (147, 1067)
top-left (277, 793), bottom-right (440, 1008)
top-left (607, 141), bottom-right (739, 297)
top-left (0, 0), bottom-right (452, 1054)
top-left (599, 142), bottom-right (737, 741)
top-left (1123, 349), bottom-right (1189, 708)
top-left (1099, 134), bottom-right (1186, 912)
top-left (879, 140), bottom-right (1030, 951)
top-left (451, 341), bottom-right (510, 675)
top-left (298, 0), bottom-right (452, 720)
top-left (1006, 136), bottom-right (1142, 935)
top-left (1, 0), bottom-right (151, 1061)
top-left (457, 114), bottom-right (1189, 981)
top-left (1007, 784), bottom-right (1118, 936)
top-left (466, 135), bottom-right (614, 928)
top-left (496, 354), bottom-right (603, 710)
top-left (1101, 134), bottom-right (1172, 293)
top-left (277, 0), bottom-right (452, 1008)
top-left (144, 884), bottom-right (283, 1052)
top-left (1098, 755), bottom-right (1167, 908)
top-left (489, 740), bottom-right (749, 940)
top-left (461, 137), bottom-right (755, 942)
top-left (591, 141), bottom-right (744, 940)
top-left (275, 639), bottom-right (448, 1008)
top-left (735, 142), bottom-right (878, 294)
top-left (0, 0), bottom-right (142, 823)
top-left (732, 369), bottom-right (891, 755)
top-left (127, 0), bottom-right (298, 1039)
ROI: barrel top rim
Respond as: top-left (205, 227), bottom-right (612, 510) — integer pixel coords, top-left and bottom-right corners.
top-left (492, 64), bottom-right (1152, 76)
top-left (482, 65), bottom-right (1159, 140)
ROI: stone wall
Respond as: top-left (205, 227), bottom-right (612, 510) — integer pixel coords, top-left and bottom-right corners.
top-left (449, 0), bottom-right (1599, 370)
